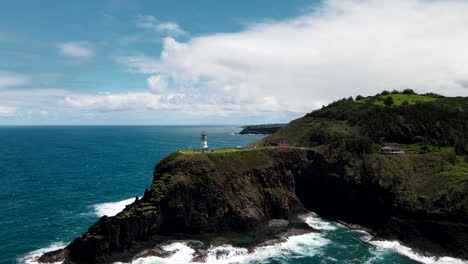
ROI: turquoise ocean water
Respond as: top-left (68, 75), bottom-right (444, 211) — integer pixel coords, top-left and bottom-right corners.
top-left (0, 126), bottom-right (461, 264)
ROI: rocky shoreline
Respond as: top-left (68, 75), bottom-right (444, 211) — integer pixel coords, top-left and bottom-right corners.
top-left (39, 214), bottom-right (317, 263)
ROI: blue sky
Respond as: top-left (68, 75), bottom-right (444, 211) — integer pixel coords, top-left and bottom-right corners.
top-left (1, 0), bottom-right (468, 125)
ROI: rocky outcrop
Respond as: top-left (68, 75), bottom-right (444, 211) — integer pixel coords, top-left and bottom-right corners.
top-left (41, 148), bottom-right (309, 263)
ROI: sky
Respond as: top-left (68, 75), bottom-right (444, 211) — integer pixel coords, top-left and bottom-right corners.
top-left (1, 0), bottom-right (468, 125)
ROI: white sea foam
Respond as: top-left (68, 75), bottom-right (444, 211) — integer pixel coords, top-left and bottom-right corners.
top-left (19, 242), bottom-right (66, 264)
top-left (117, 215), bottom-right (330, 264)
top-left (19, 205), bottom-right (468, 264)
top-left (304, 214), bottom-right (337, 230)
top-left (119, 231), bottom-right (329, 264)
top-left (354, 226), bottom-right (468, 264)
top-left (93, 197), bottom-right (139, 217)
top-left (370, 239), bottom-right (468, 264)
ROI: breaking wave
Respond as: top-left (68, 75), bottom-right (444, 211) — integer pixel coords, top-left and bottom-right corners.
top-left (19, 242), bottom-right (67, 264)
top-left (369, 240), bottom-right (468, 264)
top-left (93, 197), bottom-right (139, 217)
top-left (121, 231), bottom-right (329, 264)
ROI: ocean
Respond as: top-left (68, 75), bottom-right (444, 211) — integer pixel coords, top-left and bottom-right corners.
top-left (0, 126), bottom-right (464, 264)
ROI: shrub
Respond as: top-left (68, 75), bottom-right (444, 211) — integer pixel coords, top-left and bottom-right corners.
top-left (384, 96), bottom-right (394, 106)
top-left (455, 141), bottom-right (467, 155)
top-left (403, 89), bottom-right (415, 94)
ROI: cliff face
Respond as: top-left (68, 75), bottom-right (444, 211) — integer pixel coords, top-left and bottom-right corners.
top-left (293, 151), bottom-right (468, 259)
top-left (41, 147), bottom-right (468, 263)
top-left (56, 148), bottom-right (309, 263)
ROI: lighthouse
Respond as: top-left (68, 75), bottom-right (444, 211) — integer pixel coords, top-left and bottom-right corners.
top-left (201, 132), bottom-right (208, 149)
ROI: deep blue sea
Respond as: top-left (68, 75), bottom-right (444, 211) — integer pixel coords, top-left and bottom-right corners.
top-left (0, 126), bottom-right (463, 264)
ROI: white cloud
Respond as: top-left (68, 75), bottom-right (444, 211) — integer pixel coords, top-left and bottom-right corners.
top-left (59, 41), bottom-right (94, 59)
top-left (117, 55), bottom-right (159, 74)
top-left (136, 15), bottom-right (185, 35)
top-left (0, 71), bottom-right (27, 88)
top-left (61, 91), bottom-right (286, 118)
top-left (0, 105), bottom-right (16, 117)
top-left (62, 92), bottom-right (161, 111)
top-left (147, 75), bottom-right (167, 93)
top-left (118, 0), bottom-right (468, 115)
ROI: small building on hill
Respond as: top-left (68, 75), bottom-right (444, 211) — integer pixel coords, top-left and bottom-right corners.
top-left (201, 148), bottom-right (216, 153)
top-left (381, 146), bottom-right (404, 155)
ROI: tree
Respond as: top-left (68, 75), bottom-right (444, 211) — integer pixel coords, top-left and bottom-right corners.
top-left (356, 95), bottom-right (364, 100)
top-left (403, 89), bottom-right (415, 94)
top-left (402, 100), bottom-right (409, 106)
top-left (384, 96), bottom-right (394, 106)
top-left (381, 90), bottom-right (390, 95)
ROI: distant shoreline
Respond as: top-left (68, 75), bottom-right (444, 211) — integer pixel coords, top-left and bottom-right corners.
top-left (239, 124), bottom-right (286, 134)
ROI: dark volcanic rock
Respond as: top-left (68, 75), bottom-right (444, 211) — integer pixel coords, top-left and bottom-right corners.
top-left (38, 248), bottom-right (68, 263)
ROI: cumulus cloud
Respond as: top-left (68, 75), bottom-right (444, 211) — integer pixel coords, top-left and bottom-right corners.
top-left (136, 15), bottom-right (185, 35)
top-left (0, 105), bottom-right (16, 117)
top-left (0, 71), bottom-right (27, 88)
top-left (147, 75), bottom-right (167, 93)
top-left (116, 0), bottom-right (468, 116)
top-left (59, 41), bottom-right (94, 59)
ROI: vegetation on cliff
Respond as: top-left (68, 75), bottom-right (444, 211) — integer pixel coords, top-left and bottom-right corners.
top-left (257, 91), bottom-right (468, 257)
top-left (259, 91), bottom-right (468, 148)
top-left (239, 124), bottom-right (286, 134)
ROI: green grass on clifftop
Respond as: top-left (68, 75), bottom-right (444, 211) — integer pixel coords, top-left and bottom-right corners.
top-left (356, 94), bottom-right (438, 106)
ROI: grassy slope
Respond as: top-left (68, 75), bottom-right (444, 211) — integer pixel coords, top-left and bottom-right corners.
top-left (257, 93), bottom-right (468, 218)
top-left (357, 94), bottom-right (439, 106)
top-left (254, 117), bottom-right (358, 147)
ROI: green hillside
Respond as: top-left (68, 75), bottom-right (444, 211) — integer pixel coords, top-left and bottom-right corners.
top-left (258, 90), bottom-right (468, 218)
top-left (356, 93), bottom-right (439, 106)
top-left (259, 90), bottom-right (468, 148)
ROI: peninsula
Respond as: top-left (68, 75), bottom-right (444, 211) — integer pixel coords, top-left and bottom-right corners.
top-left (40, 90), bottom-right (468, 263)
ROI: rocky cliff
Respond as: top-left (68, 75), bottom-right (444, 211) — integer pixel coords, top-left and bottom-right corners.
top-left (41, 146), bottom-right (468, 263)
top-left (40, 148), bottom-right (311, 263)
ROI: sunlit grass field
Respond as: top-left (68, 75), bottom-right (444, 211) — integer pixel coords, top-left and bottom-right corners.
top-left (356, 94), bottom-right (439, 106)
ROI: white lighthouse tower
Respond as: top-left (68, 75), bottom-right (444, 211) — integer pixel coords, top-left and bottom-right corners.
top-left (201, 132), bottom-right (208, 149)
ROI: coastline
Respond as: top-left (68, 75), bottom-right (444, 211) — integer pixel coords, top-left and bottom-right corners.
top-left (21, 198), bottom-right (468, 264)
